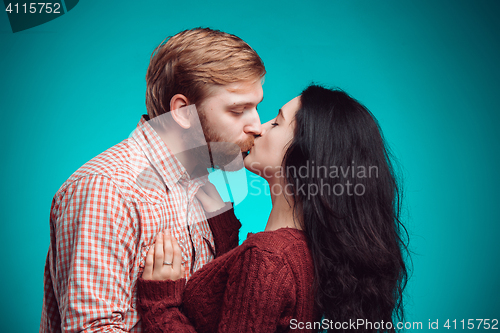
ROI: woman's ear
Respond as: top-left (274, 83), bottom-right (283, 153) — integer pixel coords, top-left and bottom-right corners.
top-left (170, 94), bottom-right (192, 129)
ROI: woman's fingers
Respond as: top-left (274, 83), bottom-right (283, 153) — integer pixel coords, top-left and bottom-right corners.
top-left (195, 188), bottom-right (209, 205)
top-left (142, 230), bottom-right (185, 281)
top-left (153, 231), bottom-right (165, 277)
top-left (202, 182), bottom-right (219, 198)
top-left (196, 184), bottom-right (225, 212)
top-left (171, 235), bottom-right (185, 280)
top-left (142, 246), bottom-right (155, 280)
top-left (163, 232), bottom-right (174, 267)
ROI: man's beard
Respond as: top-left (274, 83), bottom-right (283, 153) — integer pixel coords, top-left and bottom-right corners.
top-left (188, 107), bottom-right (253, 171)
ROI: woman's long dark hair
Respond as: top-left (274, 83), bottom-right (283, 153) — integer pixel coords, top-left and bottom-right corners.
top-left (283, 85), bottom-right (409, 332)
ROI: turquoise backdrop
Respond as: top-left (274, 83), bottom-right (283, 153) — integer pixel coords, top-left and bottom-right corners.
top-left (1, 0), bottom-right (499, 331)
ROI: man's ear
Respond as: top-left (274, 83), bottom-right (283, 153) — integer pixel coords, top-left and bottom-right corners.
top-left (170, 94), bottom-right (192, 129)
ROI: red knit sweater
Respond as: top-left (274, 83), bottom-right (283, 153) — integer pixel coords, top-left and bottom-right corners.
top-left (137, 207), bottom-right (319, 332)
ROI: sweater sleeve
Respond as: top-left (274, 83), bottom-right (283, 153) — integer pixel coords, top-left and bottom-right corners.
top-left (206, 203), bottom-right (242, 257)
top-left (136, 278), bottom-right (196, 333)
top-left (216, 246), bottom-right (296, 332)
top-left (137, 246), bottom-right (297, 333)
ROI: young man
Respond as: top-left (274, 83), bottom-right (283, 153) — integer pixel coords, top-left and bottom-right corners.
top-left (40, 28), bottom-right (265, 332)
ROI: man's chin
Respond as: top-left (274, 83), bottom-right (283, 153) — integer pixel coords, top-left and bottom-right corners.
top-left (209, 150), bottom-right (245, 172)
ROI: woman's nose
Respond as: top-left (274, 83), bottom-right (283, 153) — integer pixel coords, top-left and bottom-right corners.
top-left (260, 119), bottom-right (275, 136)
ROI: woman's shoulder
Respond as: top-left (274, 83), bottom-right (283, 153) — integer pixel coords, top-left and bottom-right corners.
top-left (240, 228), bottom-right (309, 259)
top-left (234, 228), bottom-right (314, 287)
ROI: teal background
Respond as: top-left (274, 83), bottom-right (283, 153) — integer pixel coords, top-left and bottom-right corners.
top-left (1, 0), bottom-right (499, 331)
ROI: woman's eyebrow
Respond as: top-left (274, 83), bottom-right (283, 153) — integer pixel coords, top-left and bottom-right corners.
top-left (278, 108), bottom-right (285, 120)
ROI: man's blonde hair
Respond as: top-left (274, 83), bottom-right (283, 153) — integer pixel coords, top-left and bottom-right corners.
top-left (145, 28), bottom-right (266, 118)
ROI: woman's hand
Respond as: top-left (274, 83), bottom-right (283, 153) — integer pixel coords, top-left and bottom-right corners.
top-left (196, 181), bottom-right (226, 213)
top-left (142, 231), bottom-right (185, 281)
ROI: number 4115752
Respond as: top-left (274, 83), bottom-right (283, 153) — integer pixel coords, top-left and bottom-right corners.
top-left (444, 319), bottom-right (498, 330)
top-left (5, 3), bottom-right (62, 14)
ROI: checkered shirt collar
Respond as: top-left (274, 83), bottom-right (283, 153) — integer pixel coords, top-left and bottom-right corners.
top-left (132, 115), bottom-right (193, 190)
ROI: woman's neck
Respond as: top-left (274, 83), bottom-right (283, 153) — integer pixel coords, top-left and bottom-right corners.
top-left (264, 182), bottom-right (302, 231)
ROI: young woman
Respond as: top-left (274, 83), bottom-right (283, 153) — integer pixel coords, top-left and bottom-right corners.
top-left (136, 85), bottom-right (409, 332)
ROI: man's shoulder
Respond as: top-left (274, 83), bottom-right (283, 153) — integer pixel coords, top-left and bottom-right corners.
top-left (55, 137), bottom-right (167, 203)
top-left (70, 138), bottom-right (135, 178)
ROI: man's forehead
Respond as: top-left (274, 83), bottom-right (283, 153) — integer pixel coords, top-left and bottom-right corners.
top-left (210, 80), bottom-right (264, 105)
top-left (224, 79), bottom-right (262, 93)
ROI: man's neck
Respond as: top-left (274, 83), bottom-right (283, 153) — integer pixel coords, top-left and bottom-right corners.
top-left (149, 121), bottom-right (201, 177)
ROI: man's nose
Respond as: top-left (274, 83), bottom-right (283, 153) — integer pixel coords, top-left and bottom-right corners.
top-left (243, 109), bottom-right (262, 136)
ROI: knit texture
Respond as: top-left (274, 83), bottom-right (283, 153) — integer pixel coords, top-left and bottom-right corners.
top-left (205, 202), bottom-right (241, 257)
top-left (137, 208), bottom-right (319, 332)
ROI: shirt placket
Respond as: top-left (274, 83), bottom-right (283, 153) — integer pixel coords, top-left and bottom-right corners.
top-left (179, 176), bottom-right (198, 275)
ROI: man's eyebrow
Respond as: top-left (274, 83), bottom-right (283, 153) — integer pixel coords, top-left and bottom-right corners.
top-left (228, 96), bottom-right (264, 109)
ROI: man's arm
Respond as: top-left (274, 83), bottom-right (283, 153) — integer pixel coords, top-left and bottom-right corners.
top-left (41, 174), bottom-right (137, 332)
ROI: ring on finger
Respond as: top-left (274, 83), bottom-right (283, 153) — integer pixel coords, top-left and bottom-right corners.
top-left (163, 261), bottom-right (173, 265)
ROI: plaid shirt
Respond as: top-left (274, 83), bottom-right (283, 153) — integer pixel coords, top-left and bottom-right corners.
top-left (40, 116), bottom-right (215, 332)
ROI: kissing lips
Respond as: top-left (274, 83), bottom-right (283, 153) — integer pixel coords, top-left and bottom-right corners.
top-left (240, 140), bottom-right (254, 159)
